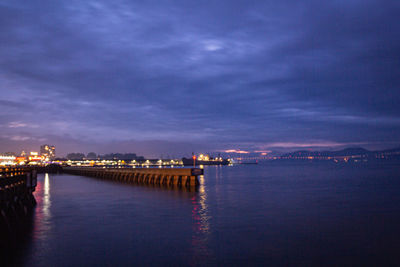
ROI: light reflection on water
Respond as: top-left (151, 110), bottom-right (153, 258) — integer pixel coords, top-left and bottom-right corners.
top-left (43, 173), bottom-right (51, 219)
top-left (191, 174), bottom-right (211, 260)
top-left (33, 173), bottom-right (52, 240)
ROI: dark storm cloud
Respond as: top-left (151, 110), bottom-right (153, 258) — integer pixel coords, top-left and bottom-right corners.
top-left (0, 0), bottom-right (399, 156)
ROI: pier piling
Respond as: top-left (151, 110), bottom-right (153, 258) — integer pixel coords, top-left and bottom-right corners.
top-left (63, 167), bottom-right (202, 187)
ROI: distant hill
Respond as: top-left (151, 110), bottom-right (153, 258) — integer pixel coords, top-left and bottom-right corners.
top-left (279, 146), bottom-right (400, 162)
top-left (281, 147), bottom-right (370, 157)
top-left (379, 146), bottom-right (400, 154)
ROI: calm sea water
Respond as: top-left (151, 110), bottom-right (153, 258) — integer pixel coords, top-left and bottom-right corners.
top-left (10, 163), bottom-right (400, 266)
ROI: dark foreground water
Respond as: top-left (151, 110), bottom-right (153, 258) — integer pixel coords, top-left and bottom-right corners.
top-left (9, 163), bottom-right (400, 266)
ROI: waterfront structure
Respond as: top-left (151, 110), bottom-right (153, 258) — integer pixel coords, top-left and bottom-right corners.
top-left (63, 167), bottom-right (203, 187)
top-left (40, 145), bottom-right (56, 160)
top-left (0, 167), bottom-right (37, 228)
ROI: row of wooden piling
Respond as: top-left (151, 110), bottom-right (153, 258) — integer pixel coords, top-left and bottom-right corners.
top-left (63, 167), bottom-right (203, 187)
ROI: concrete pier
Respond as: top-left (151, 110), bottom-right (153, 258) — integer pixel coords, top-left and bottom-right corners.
top-left (63, 167), bottom-right (203, 187)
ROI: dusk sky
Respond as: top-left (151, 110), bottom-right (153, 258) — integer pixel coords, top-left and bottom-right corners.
top-left (1, 0), bottom-right (399, 157)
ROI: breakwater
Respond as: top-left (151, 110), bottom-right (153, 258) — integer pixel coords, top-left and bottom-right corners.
top-left (63, 167), bottom-right (203, 187)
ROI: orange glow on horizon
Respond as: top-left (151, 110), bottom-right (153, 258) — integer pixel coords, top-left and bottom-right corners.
top-left (224, 149), bottom-right (250, 154)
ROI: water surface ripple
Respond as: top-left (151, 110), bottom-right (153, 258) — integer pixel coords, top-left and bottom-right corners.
top-left (15, 164), bottom-right (400, 266)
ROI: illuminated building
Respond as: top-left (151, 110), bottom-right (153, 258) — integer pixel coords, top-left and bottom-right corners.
top-left (0, 155), bottom-right (16, 166)
top-left (28, 154), bottom-right (42, 162)
top-left (40, 144), bottom-right (56, 160)
top-left (15, 156), bottom-right (27, 165)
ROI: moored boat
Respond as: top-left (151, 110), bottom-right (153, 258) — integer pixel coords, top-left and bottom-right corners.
top-left (182, 154), bottom-right (230, 166)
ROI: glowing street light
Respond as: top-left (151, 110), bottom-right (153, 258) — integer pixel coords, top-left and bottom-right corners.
top-left (192, 155), bottom-right (196, 167)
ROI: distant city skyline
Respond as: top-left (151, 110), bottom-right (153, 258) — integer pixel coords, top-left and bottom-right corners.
top-left (2, 144), bottom-right (400, 160)
top-left (1, 1), bottom-right (399, 157)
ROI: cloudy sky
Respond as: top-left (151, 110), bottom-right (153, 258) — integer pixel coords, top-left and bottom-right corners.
top-left (0, 0), bottom-right (399, 157)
